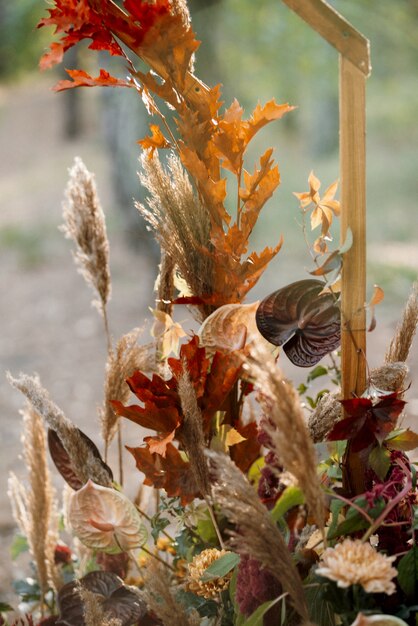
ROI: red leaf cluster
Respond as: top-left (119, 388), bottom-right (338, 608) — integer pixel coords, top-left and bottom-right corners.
top-left (327, 393), bottom-right (406, 452)
top-left (113, 336), bottom-right (258, 502)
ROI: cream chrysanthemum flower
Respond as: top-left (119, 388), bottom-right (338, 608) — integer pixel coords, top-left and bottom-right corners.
top-left (187, 549), bottom-right (232, 599)
top-left (316, 539), bottom-right (397, 595)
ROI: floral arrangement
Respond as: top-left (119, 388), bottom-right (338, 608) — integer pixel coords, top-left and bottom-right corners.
top-left (3, 1), bottom-right (418, 625)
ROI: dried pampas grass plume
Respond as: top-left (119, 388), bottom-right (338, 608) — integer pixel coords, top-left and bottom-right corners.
top-left (142, 559), bottom-right (200, 626)
top-left (77, 585), bottom-right (122, 626)
top-left (8, 404), bottom-right (61, 597)
top-left (61, 157), bottom-right (111, 321)
top-left (100, 328), bottom-right (156, 455)
top-left (244, 344), bottom-right (325, 531)
top-left (137, 152), bottom-right (213, 321)
top-left (8, 372), bottom-right (112, 487)
top-left (208, 451), bottom-right (309, 622)
top-left (385, 281), bottom-right (418, 364)
top-left (177, 366), bottom-right (210, 495)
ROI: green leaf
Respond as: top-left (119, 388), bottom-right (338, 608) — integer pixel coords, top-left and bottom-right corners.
top-left (369, 445), bottom-right (391, 480)
top-left (327, 498), bottom-right (345, 543)
top-left (270, 486), bottom-right (305, 523)
top-left (385, 429), bottom-right (418, 451)
top-left (248, 456), bottom-right (265, 485)
top-left (201, 552), bottom-right (240, 582)
top-left (0, 603), bottom-right (14, 613)
top-left (304, 573), bottom-right (336, 626)
top-left (196, 514), bottom-right (218, 544)
top-left (13, 577), bottom-right (41, 601)
top-left (397, 545), bottom-right (418, 598)
top-left (307, 365), bottom-right (328, 382)
top-left (241, 597), bottom-right (282, 626)
top-left (10, 534), bottom-right (29, 560)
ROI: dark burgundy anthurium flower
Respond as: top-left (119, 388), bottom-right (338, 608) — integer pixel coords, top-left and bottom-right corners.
top-left (327, 393), bottom-right (406, 452)
top-left (256, 279), bottom-right (340, 367)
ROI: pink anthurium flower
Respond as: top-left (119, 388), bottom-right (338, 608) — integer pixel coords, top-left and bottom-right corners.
top-left (69, 480), bottom-right (147, 553)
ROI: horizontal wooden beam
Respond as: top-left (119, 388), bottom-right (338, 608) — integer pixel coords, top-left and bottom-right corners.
top-left (281, 0), bottom-right (371, 76)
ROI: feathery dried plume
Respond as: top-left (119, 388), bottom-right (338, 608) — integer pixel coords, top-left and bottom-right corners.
top-left (208, 451), bottom-right (309, 622)
top-left (156, 251), bottom-right (175, 316)
top-left (142, 559), bottom-right (200, 626)
top-left (138, 152), bottom-right (213, 321)
top-left (8, 372), bottom-right (112, 487)
top-left (8, 404), bottom-right (60, 596)
top-left (177, 366), bottom-right (210, 495)
top-left (370, 362), bottom-right (409, 393)
top-left (385, 281), bottom-right (418, 363)
top-left (100, 328), bottom-right (156, 452)
top-left (77, 585), bottom-right (122, 626)
top-left (308, 392), bottom-right (341, 443)
top-left (61, 157), bottom-right (111, 316)
top-left (170, 0), bottom-right (191, 25)
top-left (244, 344), bottom-right (325, 531)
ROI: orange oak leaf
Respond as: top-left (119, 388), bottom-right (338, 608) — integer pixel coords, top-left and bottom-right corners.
top-left (138, 124), bottom-right (171, 157)
top-left (126, 443), bottom-right (199, 505)
top-left (239, 149), bottom-right (280, 214)
top-left (230, 421), bottom-right (261, 474)
top-left (246, 100), bottom-right (296, 142)
top-left (54, 69), bottom-right (131, 92)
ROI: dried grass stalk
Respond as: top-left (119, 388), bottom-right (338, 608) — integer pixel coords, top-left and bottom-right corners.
top-left (208, 451), bottom-right (309, 622)
top-left (156, 251), bottom-right (175, 316)
top-left (77, 585), bottom-right (122, 626)
top-left (8, 373), bottom-right (112, 487)
top-left (61, 157), bottom-right (111, 315)
top-left (8, 404), bottom-right (60, 595)
top-left (177, 366), bottom-right (210, 495)
top-left (142, 559), bottom-right (200, 626)
top-left (385, 281), bottom-right (418, 363)
top-left (138, 153), bottom-right (213, 321)
top-left (100, 328), bottom-right (156, 452)
top-left (244, 344), bottom-right (325, 531)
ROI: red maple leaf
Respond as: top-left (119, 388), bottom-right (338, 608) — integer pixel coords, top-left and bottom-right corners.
top-left (327, 393), bottom-right (406, 452)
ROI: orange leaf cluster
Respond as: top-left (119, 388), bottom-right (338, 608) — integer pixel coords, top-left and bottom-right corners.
top-left (39, 0), bottom-right (295, 310)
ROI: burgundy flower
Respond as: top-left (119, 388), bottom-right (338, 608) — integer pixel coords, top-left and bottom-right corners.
top-left (236, 556), bottom-right (281, 625)
top-left (327, 393), bottom-right (406, 452)
top-left (54, 543), bottom-right (72, 565)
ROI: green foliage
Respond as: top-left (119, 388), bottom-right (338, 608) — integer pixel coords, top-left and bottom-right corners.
top-left (0, 0), bottom-right (48, 79)
top-left (201, 552), bottom-right (240, 581)
top-left (397, 546), bottom-right (418, 599)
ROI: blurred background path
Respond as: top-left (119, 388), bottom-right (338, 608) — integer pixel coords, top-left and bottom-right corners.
top-left (1, 0), bottom-right (418, 604)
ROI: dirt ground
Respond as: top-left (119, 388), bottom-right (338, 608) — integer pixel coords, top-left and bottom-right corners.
top-left (0, 76), bottom-right (417, 606)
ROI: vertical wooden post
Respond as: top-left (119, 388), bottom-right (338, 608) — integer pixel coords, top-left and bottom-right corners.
top-left (280, 0), bottom-right (371, 495)
top-left (339, 56), bottom-right (367, 399)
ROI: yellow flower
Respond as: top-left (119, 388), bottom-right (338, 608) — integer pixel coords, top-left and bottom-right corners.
top-left (316, 539), bottom-right (397, 595)
top-left (187, 549), bottom-right (233, 598)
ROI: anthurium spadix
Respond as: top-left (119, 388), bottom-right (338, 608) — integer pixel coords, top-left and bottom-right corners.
top-left (69, 480), bottom-right (147, 553)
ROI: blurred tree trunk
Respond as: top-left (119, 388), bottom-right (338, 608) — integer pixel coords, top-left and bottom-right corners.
top-left (61, 47), bottom-right (82, 139)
